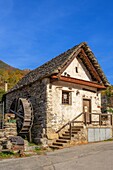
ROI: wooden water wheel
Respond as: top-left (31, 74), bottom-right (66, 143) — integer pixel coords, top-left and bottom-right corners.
top-left (10, 98), bottom-right (34, 141)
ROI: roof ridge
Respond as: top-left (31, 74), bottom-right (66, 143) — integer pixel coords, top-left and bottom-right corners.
top-left (6, 42), bottom-right (110, 93)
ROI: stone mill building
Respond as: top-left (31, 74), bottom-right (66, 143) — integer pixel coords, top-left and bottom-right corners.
top-left (3, 42), bottom-right (112, 148)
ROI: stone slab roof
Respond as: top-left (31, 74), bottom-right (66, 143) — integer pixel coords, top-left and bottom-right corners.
top-left (7, 42), bottom-right (110, 93)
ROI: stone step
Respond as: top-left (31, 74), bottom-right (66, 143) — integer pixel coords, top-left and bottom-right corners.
top-left (71, 126), bottom-right (83, 129)
top-left (49, 145), bottom-right (62, 150)
top-left (56, 139), bottom-right (69, 143)
top-left (53, 142), bottom-right (64, 146)
top-left (49, 125), bottom-right (83, 150)
top-left (69, 128), bottom-right (81, 131)
top-left (65, 131), bottom-right (78, 134)
top-left (59, 136), bottom-right (71, 140)
top-left (62, 133), bottom-right (74, 137)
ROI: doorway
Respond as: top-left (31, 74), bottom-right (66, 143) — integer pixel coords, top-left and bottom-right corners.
top-left (83, 99), bottom-right (91, 124)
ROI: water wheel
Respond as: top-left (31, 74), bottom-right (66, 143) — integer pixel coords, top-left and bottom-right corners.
top-left (10, 98), bottom-right (34, 141)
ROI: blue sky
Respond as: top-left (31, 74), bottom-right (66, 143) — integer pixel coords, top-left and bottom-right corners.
top-left (0, 0), bottom-right (113, 84)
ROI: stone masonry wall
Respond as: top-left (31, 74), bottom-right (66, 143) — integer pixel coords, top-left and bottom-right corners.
top-left (5, 77), bottom-right (102, 145)
top-left (0, 113), bottom-right (17, 150)
top-left (46, 80), bottom-right (101, 140)
top-left (5, 78), bottom-right (49, 145)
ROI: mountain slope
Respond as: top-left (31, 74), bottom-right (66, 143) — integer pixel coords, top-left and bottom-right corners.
top-left (0, 60), bottom-right (30, 100)
top-left (0, 60), bottom-right (17, 70)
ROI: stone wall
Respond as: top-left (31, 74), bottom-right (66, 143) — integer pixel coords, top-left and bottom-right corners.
top-left (5, 77), bottom-right (102, 145)
top-left (70, 127), bottom-right (88, 146)
top-left (5, 78), bottom-right (49, 145)
top-left (46, 80), bottom-right (101, 139)
top-left (0, 113), bottom-right (17, 150)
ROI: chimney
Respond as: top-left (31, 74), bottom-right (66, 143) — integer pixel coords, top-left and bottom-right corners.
top-left (5, 81), bottom-right (8, 92)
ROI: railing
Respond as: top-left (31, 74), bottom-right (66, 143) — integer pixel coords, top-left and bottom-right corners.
top-left (56, 112), bottom-right (84, 133)
top-left (56, 112), bottom-right (84, 139)
top-left (56, 112), bottom-right (113, 140)
top-left (90, 113), bottom-right (112, 126)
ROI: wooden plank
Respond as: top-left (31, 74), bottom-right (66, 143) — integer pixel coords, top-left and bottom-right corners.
top-left (99, 114), bottom-right (101, 125)
top-left (80, 49), bottom-right (101, 83)
top-left (51, 75), bottom-right (106, 89)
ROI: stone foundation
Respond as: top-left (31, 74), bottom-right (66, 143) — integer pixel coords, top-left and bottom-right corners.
top-left (0, 113), bottom-right (17, 150)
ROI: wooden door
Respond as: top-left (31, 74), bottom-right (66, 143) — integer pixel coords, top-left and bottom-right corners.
top-left (83, 99), bottom-right (91, 124)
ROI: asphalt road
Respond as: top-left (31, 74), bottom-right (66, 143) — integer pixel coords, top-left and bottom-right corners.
top-left (0, 141), bottom-right (113, 170)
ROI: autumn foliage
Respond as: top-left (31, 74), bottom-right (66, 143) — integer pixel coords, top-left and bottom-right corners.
top-left (0, 60), bottom-right (30, 100)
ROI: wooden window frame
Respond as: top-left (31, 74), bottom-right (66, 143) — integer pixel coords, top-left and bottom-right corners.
top-left (62, 90), bottom-right (72, 105)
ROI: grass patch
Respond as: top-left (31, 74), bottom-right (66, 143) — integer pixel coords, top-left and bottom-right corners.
top-left (35, 147), bottom-right (42, 154)
top-left (0, 151), bottom-right (15, 159)
top-left (28, 142), bottom-right (37, 146)
top-left (34, 146), bottom-right (46, 155)
top-left (104, 138), bottom-right (113, 142)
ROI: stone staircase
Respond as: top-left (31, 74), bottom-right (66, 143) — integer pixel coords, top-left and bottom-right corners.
top-left (50, 125), bottom-right (84, 149)
top-left (49, 112), bottom-right (113, 149)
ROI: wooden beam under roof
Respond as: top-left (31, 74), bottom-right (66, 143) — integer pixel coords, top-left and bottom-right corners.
top-left (51, 75), bottom-right (106, 89)
top-left (79, 49), bottom-right (101, 83)
top-left (58, 47), bottom-right (102, 83)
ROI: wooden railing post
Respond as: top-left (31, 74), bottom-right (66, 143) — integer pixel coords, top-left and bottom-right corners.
top-left (84, 112), bottom-right (87, 126)
top-left (111, 114), bottom-right (112, 126)
top-left (56, 112), bottom-right (84, 134)
top-left (90, 113), bottom-right (92, 124)
top-left (69, 122), bottom-right (72, 140)
top-left (99, 114), bottom-right (101, 126)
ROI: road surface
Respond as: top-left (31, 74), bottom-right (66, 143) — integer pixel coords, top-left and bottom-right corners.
top-left (0, 141), bottom-right (113, 170)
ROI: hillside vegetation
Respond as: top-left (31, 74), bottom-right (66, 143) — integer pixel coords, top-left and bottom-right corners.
top-left (101, 86), bottom-right (113, 112)
top-left (0, 60), bottom-right (30, 101)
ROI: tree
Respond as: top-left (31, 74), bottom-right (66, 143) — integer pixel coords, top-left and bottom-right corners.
top-left (101, 86), bottom-right (113, 113)
top-left (0, 88), bottom-right (5, 101)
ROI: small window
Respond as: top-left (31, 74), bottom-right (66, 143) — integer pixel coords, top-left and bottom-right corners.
top-left (62, 91), bottom-right (72, 105)
top-left (75, 67), bottom-right (78, 73)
